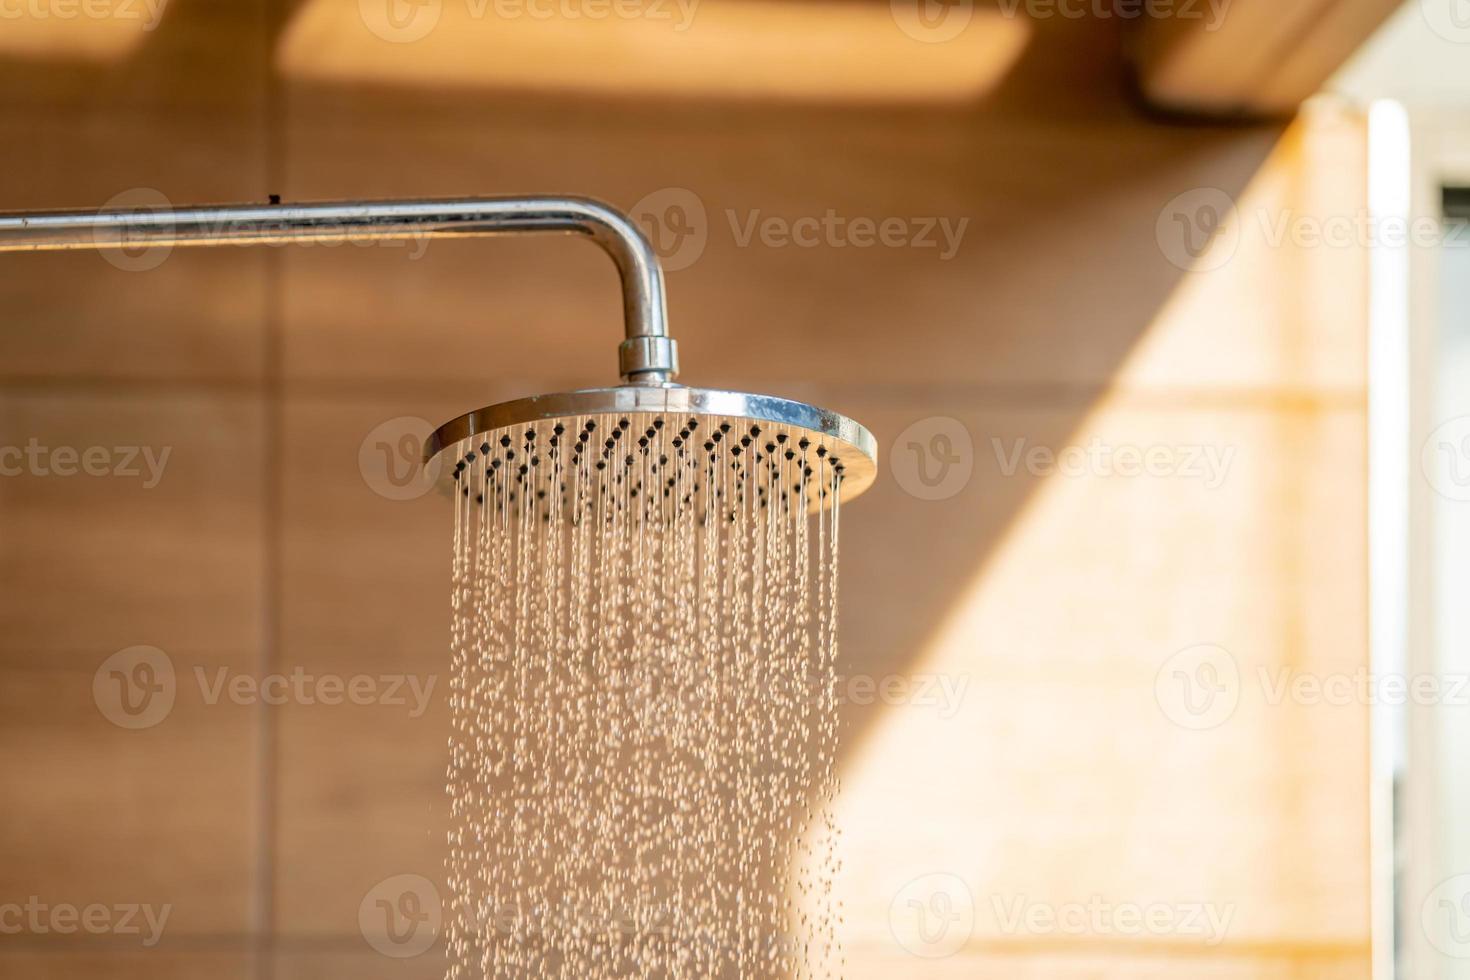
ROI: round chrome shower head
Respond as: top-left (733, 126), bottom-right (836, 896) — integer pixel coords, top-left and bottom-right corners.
top-left (425, 384), bottom-right (877, 510)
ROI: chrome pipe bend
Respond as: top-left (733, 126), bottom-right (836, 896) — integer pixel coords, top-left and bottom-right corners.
top-left (0, 194), bottom-right (678, 384)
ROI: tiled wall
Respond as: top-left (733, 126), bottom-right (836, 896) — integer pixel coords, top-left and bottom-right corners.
top-left (0, 3), bottom-right (1369, 977)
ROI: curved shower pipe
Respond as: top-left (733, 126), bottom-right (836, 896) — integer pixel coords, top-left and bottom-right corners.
top-left (0, 195), bottom-right (679, 385)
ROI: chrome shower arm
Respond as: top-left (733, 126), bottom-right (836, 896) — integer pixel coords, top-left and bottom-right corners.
top-left (0, 195), bottom-right (677, 384)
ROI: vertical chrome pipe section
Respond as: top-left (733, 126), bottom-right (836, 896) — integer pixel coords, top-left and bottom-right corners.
top-left (0, 196), bottom-right (678, 384)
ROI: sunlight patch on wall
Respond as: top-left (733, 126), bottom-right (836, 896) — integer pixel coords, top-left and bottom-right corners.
top-left (277, 0), bottom-right (1030, 104)
top-left (833, 104), bottom-right (1370, 972)
top-left (1113, 105), bottom-right (1368, 391)
top-left (0, 0), bottom-right (165, 60)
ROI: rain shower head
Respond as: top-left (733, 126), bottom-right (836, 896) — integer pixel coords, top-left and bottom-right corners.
top-left (424, 385), bottom-right (877, 512)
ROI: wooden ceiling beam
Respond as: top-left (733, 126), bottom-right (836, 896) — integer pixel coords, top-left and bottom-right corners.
top-left (1129, 0), bottom-right (1404, 118)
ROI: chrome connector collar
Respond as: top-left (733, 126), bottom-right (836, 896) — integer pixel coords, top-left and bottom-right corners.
top-left (619, 335), bottom-right (680, 384)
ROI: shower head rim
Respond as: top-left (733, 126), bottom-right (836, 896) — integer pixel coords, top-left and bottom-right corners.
top-left (425, 383), bottom-right (877, 508)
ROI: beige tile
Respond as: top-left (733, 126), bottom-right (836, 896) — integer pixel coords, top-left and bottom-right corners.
top-left (0, 114), bottom-right (268, 383)
top-left (0, 391), bottom-right (265, 937)
top-left (272, 701), bottom-right (449, 939)
top-left (277, 392), bottom-right (472, 670)
top-left (0, 391), bottom-right (266, 661)
top-left (0, 661), bottom-right (260, 937)
top-left (273, 393), bottom-right (469, 938)
top-left (840, 946), bottom-right (1367, 980)
top-left (273, 950), bottom-right (445, 980)
top-left (0, 952), bottom-right (255, 980)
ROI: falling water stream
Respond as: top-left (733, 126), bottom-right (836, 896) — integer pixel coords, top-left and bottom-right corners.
top-left (443, 413), bottom-right (844, 979)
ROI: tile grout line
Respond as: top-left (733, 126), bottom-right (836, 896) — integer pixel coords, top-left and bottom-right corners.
top-left (255, 0), bottom-right (285, 976)
top-left (0, 376), bottom-right (1372, 411)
